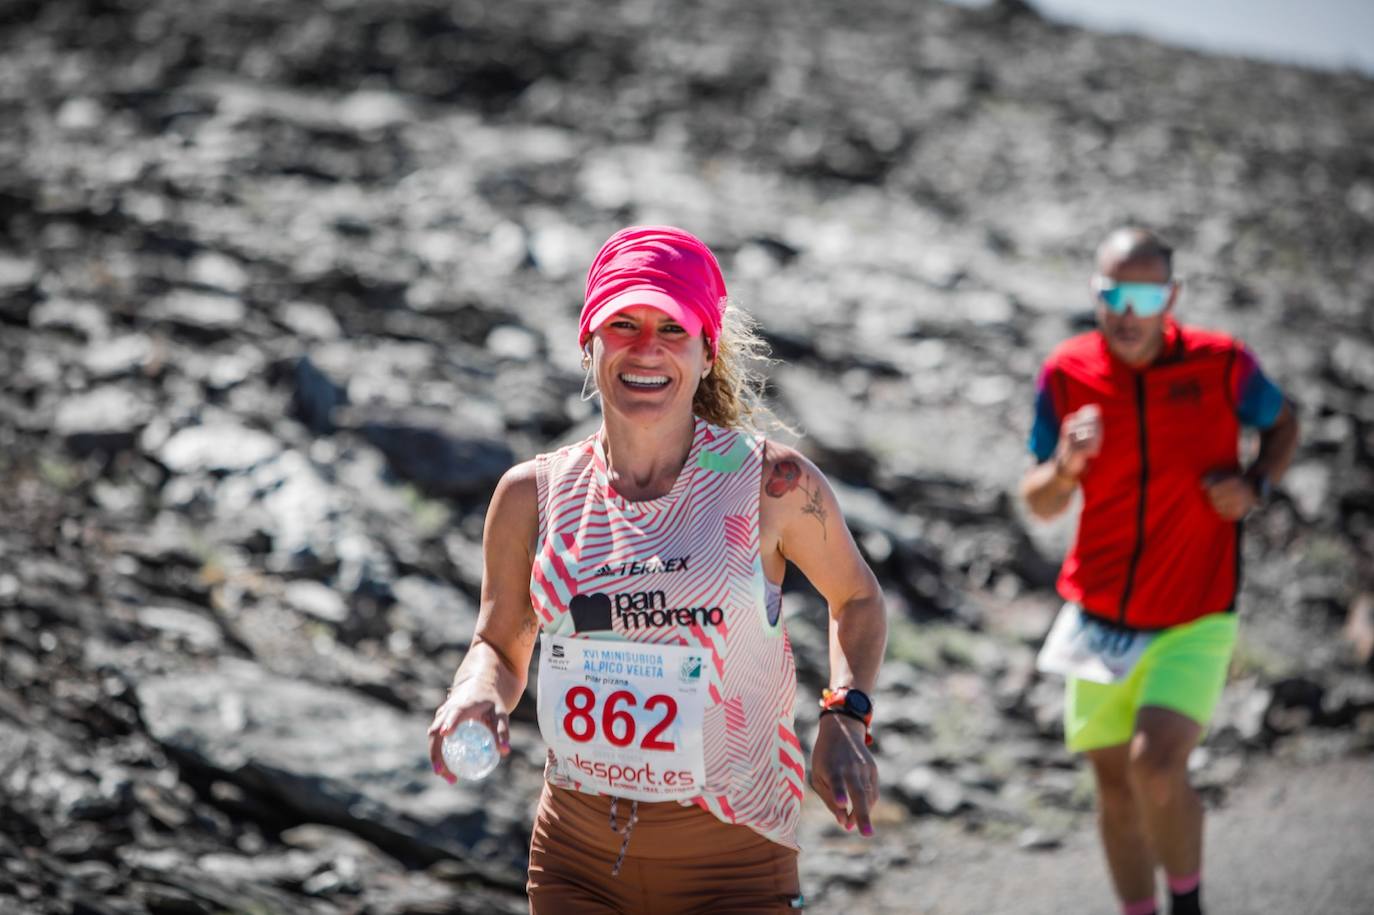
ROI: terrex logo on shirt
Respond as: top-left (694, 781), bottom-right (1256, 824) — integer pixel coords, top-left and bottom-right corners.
top-left (592, 556), bottom-right (691, 577)
top-left (568, 590), bottom-right (724, 632)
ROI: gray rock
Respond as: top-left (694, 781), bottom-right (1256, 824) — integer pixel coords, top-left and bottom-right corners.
top-left (115, 846), bottom-right (338, 914)
top-left (807, 852), bottom-right (876, 889)
top-left (1282, 460), bottom-right (1332, 521)
top-left (955, 289), bottom-right (1017, 326)
top-left (278, 301), bottom-right (343, 340)
top-left (486, 324), bottom-right (542, 361)
top-left (29, 297), bottom-right (110, 340)
top-left (895, 765), bottom-right (968, 817)
top-left (391, 575), bottom-right (479, 651)
top-left (253, 450), bottom-right (342, 565)
top-left (1025, 678), bottom-right (1065, 739)
top-left (773, 365), bottom-right (871, 473)
top-left (136, 605), bottom-right (225, 651)
top-left (187, 251), bottom-right (250, 294)
top-left (292, 355), bottom-right (349, 434)
top-left (150, 290), bottom-right (248, 339)
top-left (358, 417), bottom-right (515, 498)
top-left (2, 0), bottom-right (1372, 907)
top-left (1188, 747), bottom-right (1245, 792)
top-left (1212, 678), bottom-right (1275, 745)
top-left (337, 89), bottom-right (415, 132)
top-left (54, 385), bottom-right (155, 454)
top-left (304, 529), bottom-right (391, 608)
top-left (1265, 677), bottom-right (1326, 736)
top-left (111, 511), bottom-right (204, 567)
top-left (195, 848), bottom-right (319, 886)
top-left (874, 660), bottom-right (923, 695)
top-left (65, 859), bottom-right (122, 894)
top-left (527, 221), bottom-right (595, 280)
top-left (1016, 827), bottom-right (1063, 851)
top-left (1330, 338), bottom-right (1374, 391)
top-left (443, 530), bottom-right (486, 593)
top-left (1320, 674), bottom-right (1374, 726)
top-left (192, 345), bottom-right (265, 392)
top-left (158, 423), bottom-right (281, 475)
top-left (884, 697), bottom-right (938, 737)
top-left (284, 580), bottom-right (350, 624)
top-left (56, 97), bottom-right (104, 132)
top-left (136, 659), bottom-right (522, 884)
top-left (831, 480), bottom-right (928, 547)
top-left (83, 334), bottom-right (156, 380)
top-left (0, 255), bottom-right (37, 295)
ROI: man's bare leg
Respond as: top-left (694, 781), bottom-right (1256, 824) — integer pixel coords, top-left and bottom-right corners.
top-left (1129, 706), bottom-right (1205, 913)
top-left (1088, 742), bottom-right (1157, 907)
top-left (1129, 707), bottom-right (1203, 875)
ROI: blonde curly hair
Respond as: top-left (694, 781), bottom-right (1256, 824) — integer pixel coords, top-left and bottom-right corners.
top-left (692, 300), bottom-right (778, 434)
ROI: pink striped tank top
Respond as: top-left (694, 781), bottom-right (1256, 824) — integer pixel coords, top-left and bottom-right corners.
top-left (531, 416), bottom-right (805, 849)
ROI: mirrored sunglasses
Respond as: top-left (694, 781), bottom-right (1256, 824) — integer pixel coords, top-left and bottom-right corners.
top-left (1091, 277), bottom-right (1174, 317)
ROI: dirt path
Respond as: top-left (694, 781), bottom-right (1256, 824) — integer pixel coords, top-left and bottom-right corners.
top-left (823, 754), bottom-right (1374, 915)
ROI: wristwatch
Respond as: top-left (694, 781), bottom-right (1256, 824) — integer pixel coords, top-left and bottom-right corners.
top-left (1247, 470), bottom-right (1273, 505)
top-left (819, 687), bottom-right (874, 746)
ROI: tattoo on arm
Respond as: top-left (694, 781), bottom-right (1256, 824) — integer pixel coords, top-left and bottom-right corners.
top-left (766, 459), bottom-right (802, 498)
top-left (518, 612), bottom-right (539, 644)
top-left (801, 480), bottom-right (828, 539)
top-left (767, 457), bottom-right (829, 538)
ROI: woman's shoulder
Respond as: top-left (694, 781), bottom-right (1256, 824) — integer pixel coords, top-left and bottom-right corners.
top-left (491, 459), bottom-right (539, 512)
top-left (759, 439), bottom-right (820, 487)
top-left (481, 460), bottom-right (541, 556)
top-left (500, 458), bottom-right (539, 488)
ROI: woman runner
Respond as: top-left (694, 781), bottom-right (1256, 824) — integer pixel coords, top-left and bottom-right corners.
top-left (427, 225), bottom-right (886, 913)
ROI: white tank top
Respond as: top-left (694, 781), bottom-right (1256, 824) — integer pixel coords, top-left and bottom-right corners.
top-left (531, 417), bottom-right (804, 848)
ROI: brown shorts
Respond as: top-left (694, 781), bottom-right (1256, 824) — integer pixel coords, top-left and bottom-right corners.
top-left (527, 784), bottom-right (802, 914)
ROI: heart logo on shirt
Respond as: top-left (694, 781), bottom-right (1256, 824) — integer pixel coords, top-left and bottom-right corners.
top-left (569, 592), bottom-right (614, 632)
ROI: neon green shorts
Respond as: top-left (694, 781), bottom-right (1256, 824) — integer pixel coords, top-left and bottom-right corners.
top-left (1064, 612), bottom-right (1239, 753)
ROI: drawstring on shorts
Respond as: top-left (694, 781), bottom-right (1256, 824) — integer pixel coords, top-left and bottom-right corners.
top-left (607, 796), bottom-right (639, 877)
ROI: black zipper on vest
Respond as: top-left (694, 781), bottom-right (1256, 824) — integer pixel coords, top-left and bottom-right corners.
top-left (1118, 374), bottom-right (1149, 623)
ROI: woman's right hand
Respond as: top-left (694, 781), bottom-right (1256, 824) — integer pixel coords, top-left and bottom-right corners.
top-left (426, 461), bottom-right (540, 784)
top-left (427, 682), bottom-right (512, 784)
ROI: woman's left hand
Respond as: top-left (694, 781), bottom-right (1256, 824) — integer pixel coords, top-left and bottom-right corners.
top-left (809, 713), bottom-right (879, 836)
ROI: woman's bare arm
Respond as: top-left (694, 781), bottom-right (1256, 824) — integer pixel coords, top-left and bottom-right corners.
top-left (760, 443), bottom-right (886, 833)
top-left (427, 461), bottom-right (540, 779)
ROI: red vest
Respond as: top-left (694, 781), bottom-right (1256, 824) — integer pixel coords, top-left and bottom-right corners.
top-left (1042, 322), bottom-right (1244, 629)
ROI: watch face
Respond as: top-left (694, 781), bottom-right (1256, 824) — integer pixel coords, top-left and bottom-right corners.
top-left (845, 690), bottom-right (872, 716)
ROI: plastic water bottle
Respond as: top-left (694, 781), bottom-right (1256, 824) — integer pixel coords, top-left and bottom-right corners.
top-left (441, 720), bottom-right (500, 781)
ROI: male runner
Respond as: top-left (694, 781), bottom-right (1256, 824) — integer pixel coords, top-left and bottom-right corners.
top-left (1020, 227), bottom-right (1300, 915)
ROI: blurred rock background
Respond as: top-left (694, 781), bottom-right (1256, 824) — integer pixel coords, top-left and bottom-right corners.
top-left (1, 0), bottom-right (1371, 912)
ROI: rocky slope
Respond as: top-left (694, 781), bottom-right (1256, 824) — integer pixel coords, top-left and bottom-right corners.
top-left (1, 0), bottom-right (1372, 912)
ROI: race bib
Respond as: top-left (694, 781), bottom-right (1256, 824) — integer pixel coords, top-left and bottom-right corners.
top-left (538, 634), bottom-right (709, 801)
top-left (1035, 603), bottom-right (1155, 684)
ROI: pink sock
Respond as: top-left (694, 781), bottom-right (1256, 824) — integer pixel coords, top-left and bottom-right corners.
top-left (1122, 899), bottom-right (1158, 915)
top-left (1168, 871), bottom-right (1202, 895)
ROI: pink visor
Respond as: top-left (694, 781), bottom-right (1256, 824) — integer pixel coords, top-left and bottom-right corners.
top-left (580, 225), bottom-right (727, 356)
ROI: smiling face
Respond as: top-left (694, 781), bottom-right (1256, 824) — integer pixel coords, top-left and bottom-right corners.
top-left (589, 305), bottom-right (713, 425)
top-left (1094, 234), bottom-right (1177, 368)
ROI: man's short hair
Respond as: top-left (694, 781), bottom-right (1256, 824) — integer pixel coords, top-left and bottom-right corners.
top-left (1100, 227), bottom-right (1174, 277)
